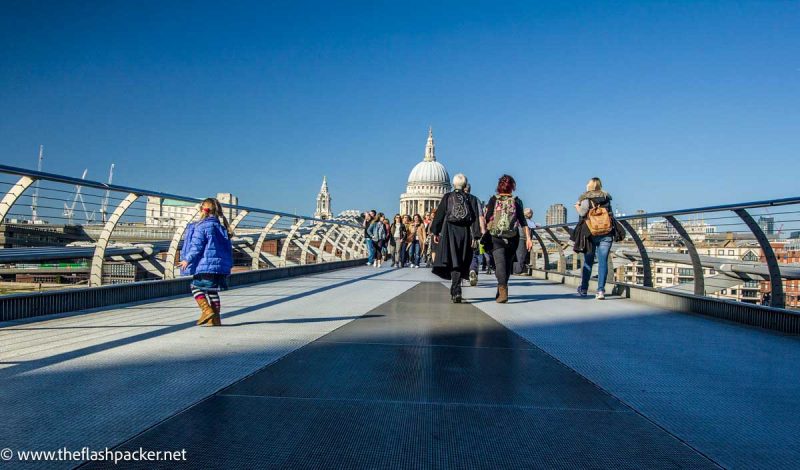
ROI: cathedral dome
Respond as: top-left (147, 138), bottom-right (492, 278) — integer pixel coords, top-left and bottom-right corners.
top-left (399, 128), bottom-right (452, 216)
top-left (408, 160), bottom-right (449, 184)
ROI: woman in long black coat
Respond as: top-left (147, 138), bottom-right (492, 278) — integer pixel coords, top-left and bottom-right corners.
top-left (431, 173), bottom-right (482, 303)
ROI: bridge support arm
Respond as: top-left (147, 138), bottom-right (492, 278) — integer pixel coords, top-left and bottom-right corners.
top-left (618, 220), bottom-right (653, 287)
top-left (0, 176), bottom-right (35, 222)
top-left (90, 192), bottom-right (139, 287)
top-left (665, 215), bottom-right (705, 296)
top-left (531, 230), bottom-right (550, 271)
top-left (734, 209), bottom-right (785, 308)
top-left (300, 221), bottom-right (326, 265)
top-left (228, 210), bottom-right (250, 232)
top-left (280, 219), bottom-right (306, 265)
top-left (251, 215), bottom-right (282, 270)
top-left (164, 205), bottom-right (201, 279)
top-left (317, 222), bottom-right (344, 262)
top-left (544, 228), bottom-right (566, 274)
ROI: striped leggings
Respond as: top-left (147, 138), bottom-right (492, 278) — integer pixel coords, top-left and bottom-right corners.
top-left (192, 287), bottom-right (220, 311)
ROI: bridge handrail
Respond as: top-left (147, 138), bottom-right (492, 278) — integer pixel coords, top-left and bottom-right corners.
top-left (0, 164), bottom-right (358, 227)
top-left (532, 195), bottom-right (800, 231)
top-left (0, 164), bottom-right (368, 288)
top-left (526, 195), bottom-right (800, 310)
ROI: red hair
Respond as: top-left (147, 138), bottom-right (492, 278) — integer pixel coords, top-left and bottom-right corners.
top-left (496, 174), bottom-right (516, 194)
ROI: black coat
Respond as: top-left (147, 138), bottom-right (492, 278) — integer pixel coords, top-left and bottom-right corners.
top-left (430, 191), bottom-right (482, 279)
top-left (571, 219), bottom-right (627, 254)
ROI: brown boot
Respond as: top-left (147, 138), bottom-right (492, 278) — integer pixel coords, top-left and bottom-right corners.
top-left (496, 285), bottom-right (508, 304)
top-left (195, 296), bottom-right (215, 325)
top-left (204, 302), bottom-right (222, 327)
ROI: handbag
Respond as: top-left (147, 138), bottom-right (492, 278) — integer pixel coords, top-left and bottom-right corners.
top-left (479, 231), bottom-right (493, 251)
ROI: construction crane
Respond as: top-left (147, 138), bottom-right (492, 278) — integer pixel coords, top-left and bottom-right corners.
top-left (63, 169), bottom-right (96, 225)
top-left (31, 145), bottom-right (43, 223)
top-left (100, 163), bottom-right (115, 223)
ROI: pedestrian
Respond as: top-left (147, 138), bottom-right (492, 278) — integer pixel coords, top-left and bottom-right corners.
top-left (406, 214), bottom-right (426, 268)
top-left (574, 177), bottom-right (614, 299)
top-left (179, 197), bottom-right (234, 326)
top-left (389, 214), bottom-right (406, 267)
top-left (513, 208), bottom-right (534, 275)
top-left (363, 210), bottom-right (377, 266)
top-left (485, 174), bottom-right (533, 303)
top-left (367, 214), bottom-right (387, 268)
top-left (381, 213), bottom-right (391, 261)
top-left (465, 183), bottom-right (486, 287)
top-left (428, 208), bottom-right (438, 266)
top-left (431, 173), bottom-right (481, 303)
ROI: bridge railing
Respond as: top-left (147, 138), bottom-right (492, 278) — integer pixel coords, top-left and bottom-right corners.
top-left (529, 196), bottom-right (800, 310)
top-left (0, 164), bottom-right (367, 294)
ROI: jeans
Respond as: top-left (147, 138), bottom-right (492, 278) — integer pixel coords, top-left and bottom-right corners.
top-left (470, 252), bottom-right (481, 272)
top-left (366, 239), bottom-right (376, 264)
top-left (392, 239), bottom-right (405, 265)
top-left (408, 241), bottom-right (420, 266)
top-left (581, 235), bottom-right (613, 292)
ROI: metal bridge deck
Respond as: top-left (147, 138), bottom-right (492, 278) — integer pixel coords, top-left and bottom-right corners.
top-left (2, 267), bottom-right (799, 469)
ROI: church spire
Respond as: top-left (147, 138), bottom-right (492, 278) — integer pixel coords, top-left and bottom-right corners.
top-left (315, 176), bottom-right (332, 219)
top-left (424, 126), bottom-right (435, 162)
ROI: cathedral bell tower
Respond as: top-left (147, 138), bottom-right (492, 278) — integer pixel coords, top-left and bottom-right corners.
top-left (315, 176), bottom-right (332, 219)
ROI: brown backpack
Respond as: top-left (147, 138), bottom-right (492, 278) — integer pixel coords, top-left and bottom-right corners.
top-left (586, 201), bottom-right (613, 236)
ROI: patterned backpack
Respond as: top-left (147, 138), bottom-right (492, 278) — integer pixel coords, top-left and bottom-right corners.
top-left (446, 191), bottom-right (473, 224)
top-left (488, 195), bottom-right (519, 238)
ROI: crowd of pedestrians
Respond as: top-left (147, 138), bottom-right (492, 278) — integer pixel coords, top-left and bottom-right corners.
top-left (363, 210), bottom-right (435, 269)
top-left (177, 175), bottom-right (620, 327)
top-left (361, 174), bottom-right (620, 304)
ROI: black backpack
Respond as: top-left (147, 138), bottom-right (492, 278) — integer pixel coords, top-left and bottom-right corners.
top-left (446, 192), bottom-right (474, 224)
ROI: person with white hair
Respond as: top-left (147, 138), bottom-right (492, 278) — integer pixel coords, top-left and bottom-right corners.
top-left (513, 208), bottom-right (534, 275)
top-left (430, 173), bottom-right (482, 303)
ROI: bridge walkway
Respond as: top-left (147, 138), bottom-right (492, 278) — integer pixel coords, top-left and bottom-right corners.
top-left (1, 267), bottom-right (798, 468)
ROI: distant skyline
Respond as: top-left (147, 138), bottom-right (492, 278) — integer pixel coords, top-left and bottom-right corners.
top-left (1, 1), bottom-right (798, 224)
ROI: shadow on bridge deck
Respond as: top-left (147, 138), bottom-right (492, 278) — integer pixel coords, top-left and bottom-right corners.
top-left (1, 266), bottom-right (798, 468)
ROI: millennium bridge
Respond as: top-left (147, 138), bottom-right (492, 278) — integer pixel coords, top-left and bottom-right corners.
top-left (1, 164), bottom-right (799, 469)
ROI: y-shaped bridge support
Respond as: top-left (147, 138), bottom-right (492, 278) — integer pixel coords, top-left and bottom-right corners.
top-left (279, 219), bottom-right (306, 266)
top-left (89, 192), bottom-right (140, 287)
top-left (0, 176), bottom-right (35, 223)
top-left (251, 215), bottom-right (282, 270)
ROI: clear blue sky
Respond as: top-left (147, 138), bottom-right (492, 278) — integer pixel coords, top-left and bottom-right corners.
top-left (1, 0), bottom-right (797, 223)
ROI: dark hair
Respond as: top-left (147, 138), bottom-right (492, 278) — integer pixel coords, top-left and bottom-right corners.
top-left (496, 174), bottom-right (516, 194)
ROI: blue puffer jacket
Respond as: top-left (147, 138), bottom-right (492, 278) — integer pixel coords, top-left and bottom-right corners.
top-left (180, 217), bottom-right (233, 275)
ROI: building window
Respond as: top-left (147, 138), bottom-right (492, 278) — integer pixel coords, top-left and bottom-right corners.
top-left (666, 277), bottom-right (673, 283)
top-left (667, 268), bottom-right (673, 274)
top-left (718, 250), bottom-right (725, 255)
top-left (657, 277), bottom-right (663, 283)
top-left (728, 250), bottom-right (735, 256)
top-left (656, 268), bottom-right (663, 273)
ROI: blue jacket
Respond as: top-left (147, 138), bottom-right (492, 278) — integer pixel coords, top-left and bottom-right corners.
top-left (180, 217), bottom-right (233, 276)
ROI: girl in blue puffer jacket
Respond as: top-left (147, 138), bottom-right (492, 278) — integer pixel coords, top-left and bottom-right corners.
top-left (179, 198), bottom-right (234, 326)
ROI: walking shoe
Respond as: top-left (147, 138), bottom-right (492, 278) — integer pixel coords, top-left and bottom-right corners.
top-left (195, 297), bottom-right (215, 326)
top-left (469, 270), bottom-right (478, 286)
top-left (577, 286), bottom-right (588, 297)
top-left (452, 295), bottom-right (462, 303)
top-left (496, 285), bottom-right (508, 304)
top-left (204, 302), bottom-right (222, 327)
top-left (596, 290), bottom-right (605, 300)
